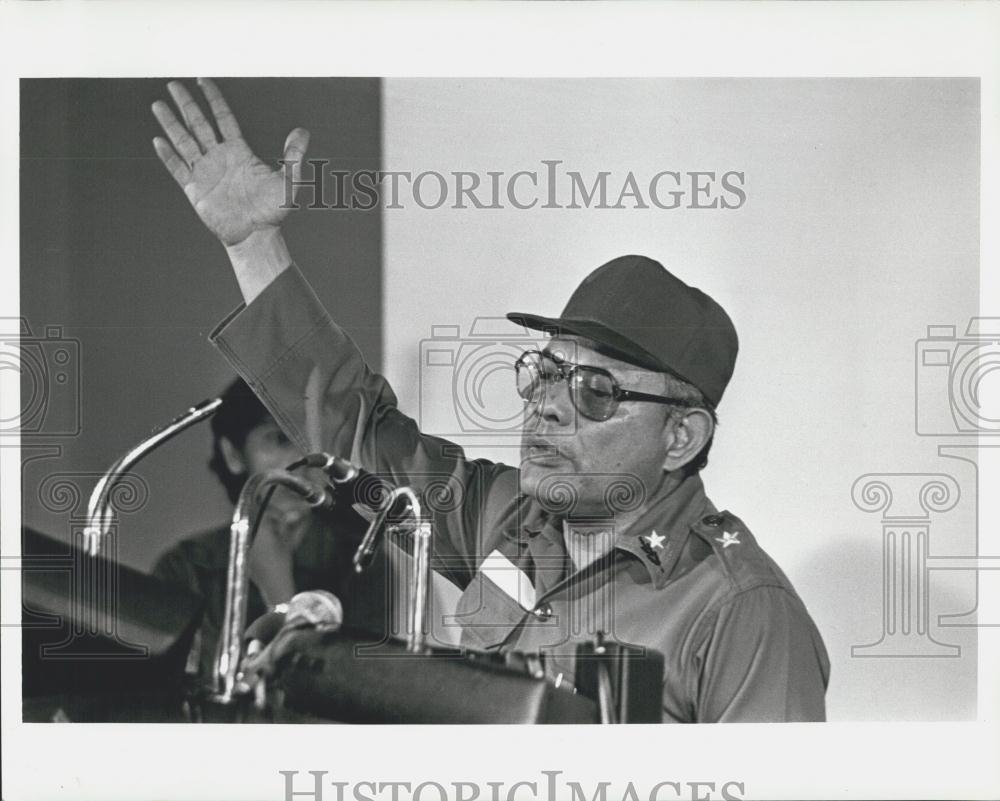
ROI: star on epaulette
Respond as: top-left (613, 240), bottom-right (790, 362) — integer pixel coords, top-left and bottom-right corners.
top-left (715, 530), bottom-right (741, 549)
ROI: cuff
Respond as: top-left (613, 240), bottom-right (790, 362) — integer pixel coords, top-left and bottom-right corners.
top-left (209, 263), bottom-right (332, 383)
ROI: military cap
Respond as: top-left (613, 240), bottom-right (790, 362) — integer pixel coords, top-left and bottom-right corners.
top-left (507, 254), bottom-right (739, 407)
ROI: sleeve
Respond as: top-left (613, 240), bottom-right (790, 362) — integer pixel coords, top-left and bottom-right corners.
top-left (209, 265), bottom-right (513, 589)
top-left (692, 585), bottom-right (830, 723)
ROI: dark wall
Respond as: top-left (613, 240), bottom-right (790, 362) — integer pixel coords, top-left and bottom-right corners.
top-left (20, 78), bottom-right (383, 570)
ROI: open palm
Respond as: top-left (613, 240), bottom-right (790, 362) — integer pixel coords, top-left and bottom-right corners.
top-left (152, 79), bottom-right (310, 247)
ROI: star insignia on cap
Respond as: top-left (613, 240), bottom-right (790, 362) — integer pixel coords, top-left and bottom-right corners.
top-left (715, 531), bottom-right (741, 549)
top-left (644, 530), bottom-right (666, 550)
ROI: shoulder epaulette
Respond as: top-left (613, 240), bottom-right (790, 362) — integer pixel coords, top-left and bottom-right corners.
top-left (690, 510), bottom-right (779, 590)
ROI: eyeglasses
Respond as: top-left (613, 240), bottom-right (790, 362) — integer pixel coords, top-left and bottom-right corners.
top-left (514, 349), bottom-right (693, 422)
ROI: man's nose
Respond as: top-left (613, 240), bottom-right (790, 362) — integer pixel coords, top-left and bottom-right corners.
top-left (535, 376), bottom-right (575, 427)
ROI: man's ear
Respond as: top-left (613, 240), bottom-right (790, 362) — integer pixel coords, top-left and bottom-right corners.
top-left (662, 409), bottom-right (714, 472)
top-left (219, 436), bottom-right (247, 476)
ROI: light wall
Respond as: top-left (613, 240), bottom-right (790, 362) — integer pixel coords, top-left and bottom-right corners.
top-left (380, 78), bottom-right (981, 721)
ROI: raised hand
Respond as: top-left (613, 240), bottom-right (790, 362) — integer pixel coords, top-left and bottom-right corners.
top-left (152, 78), bottom-right (310, 248)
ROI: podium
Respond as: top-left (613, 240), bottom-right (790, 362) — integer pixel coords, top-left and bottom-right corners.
top-left (259, 629), bottom-right (599, 724)
top-left (21, 527), bottom-right (203, 704)
top-left (20, 528), bottom-right (662, 723)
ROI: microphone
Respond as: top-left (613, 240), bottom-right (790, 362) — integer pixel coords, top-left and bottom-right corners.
top-left (240, 591), bottom-right (344, 684)
top-left (320, 455), bottom-right (399, 515)
top-left (284, 590), bottom-right (343, 631)
top-left (246, 590), bottom-right (343, 643)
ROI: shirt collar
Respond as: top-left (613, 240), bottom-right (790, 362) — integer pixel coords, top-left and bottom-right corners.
top-left (562, 521), bottom-right (615, 570)
top-left (509, 473), bottom-right (710, 590)
top-left (612, 472), bottom-right (710, 588)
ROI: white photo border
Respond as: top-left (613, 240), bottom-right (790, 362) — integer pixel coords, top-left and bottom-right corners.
top-left (1, 3), bottom-right (998, 800)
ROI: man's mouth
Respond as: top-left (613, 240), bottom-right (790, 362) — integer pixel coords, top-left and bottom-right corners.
top-left (522, 440), bottom-right (566, 465)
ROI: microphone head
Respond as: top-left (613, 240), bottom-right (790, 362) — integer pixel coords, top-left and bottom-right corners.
top-left (325, 456), bottom-right (358, 484)
top-left (285, 590), bottom-right (344, 631)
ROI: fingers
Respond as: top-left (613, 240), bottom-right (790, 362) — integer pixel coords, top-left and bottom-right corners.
top-left (152, 136), bottom-right (191, 188)
top-left (166, 80), bottom-right (218, 152)
top-left (151, 98), bottom-right (202, 167)
top-left (282, 127), bottom-right (312, 186)
top-left (282, 127), bottom-right (311, 162)
top-left (196, 77), bottom-right (243, 141)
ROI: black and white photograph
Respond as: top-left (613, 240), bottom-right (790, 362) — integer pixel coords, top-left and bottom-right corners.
top-left (2, 4), bottom-right (999, 800)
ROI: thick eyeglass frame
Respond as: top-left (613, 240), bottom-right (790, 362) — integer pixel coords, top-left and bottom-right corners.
top-left (514, 349), bottom-right (694, 422)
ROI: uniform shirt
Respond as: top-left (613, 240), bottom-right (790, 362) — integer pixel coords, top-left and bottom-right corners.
top-left (563, 522), bottom-right (615, 570)
top-left (209, 264), bottom-right (830, 722)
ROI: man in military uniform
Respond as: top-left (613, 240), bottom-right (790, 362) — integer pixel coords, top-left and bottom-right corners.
top-left (151, 78), bottom-right (830, 722)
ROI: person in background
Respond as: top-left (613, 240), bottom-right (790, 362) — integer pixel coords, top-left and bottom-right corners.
top-left (153, 377), bottom-right (371, 684)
